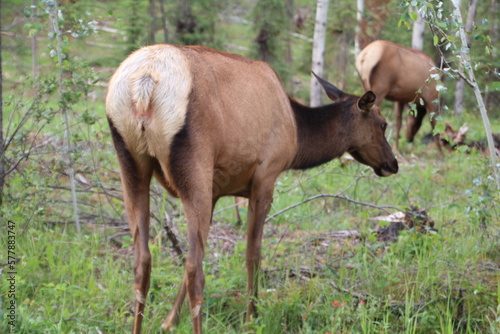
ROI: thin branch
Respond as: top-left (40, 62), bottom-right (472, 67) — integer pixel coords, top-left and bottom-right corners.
top-left (329, 280), bottom-right (372, 300)
top-left (265, 193), bottom-right (400, 223)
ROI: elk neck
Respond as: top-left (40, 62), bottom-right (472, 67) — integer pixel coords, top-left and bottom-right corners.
top-left (289, 97), bottom-right (354, 170)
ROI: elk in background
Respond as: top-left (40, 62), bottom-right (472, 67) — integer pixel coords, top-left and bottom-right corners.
top-left (356, 40), bottom-right (442, 155)
top-left (106, 44), bottom-right (398, 334)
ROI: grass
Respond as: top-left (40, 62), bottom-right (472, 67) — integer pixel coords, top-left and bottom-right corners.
top-left (2, 135), bottom-right (499, 333)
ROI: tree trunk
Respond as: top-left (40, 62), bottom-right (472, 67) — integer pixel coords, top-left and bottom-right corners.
top-left (411, 10), bottom-right (424, 50)
top-left (310, 0), bottom-right (329, 107)
top-left (454, 0), bottom-right (478, 116)
top-left (149, 0), bottom-right (156, 44)
top-left (451, 0), bottom-right (499, 190)
top-left (158, 0), bottom-right (169, 43)
top-left (355, 0), bottom-right (364, 56)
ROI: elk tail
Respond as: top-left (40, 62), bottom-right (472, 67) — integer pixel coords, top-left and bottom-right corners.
top-left (131, 73), bottom-right (157, 120)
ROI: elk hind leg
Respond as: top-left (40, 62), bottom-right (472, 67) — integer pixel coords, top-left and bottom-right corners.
top-left (109, 120), bottom-right (153, 334)
top-left (161, 174), bottom-right (214, 333)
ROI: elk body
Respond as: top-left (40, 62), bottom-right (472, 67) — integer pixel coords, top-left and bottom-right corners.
top-left (106, 44), bottom-right (398, 334)
top-left (355, 40), bottom-right (441, 155)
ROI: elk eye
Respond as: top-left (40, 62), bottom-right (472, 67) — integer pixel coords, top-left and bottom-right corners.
top-left (382, 123), bottom-right (387, 131)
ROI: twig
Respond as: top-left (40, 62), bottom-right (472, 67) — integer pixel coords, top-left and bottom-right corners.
top-left (213, 198), bottom-right (248, 215)
top-left (150, 211), bottom-right (185, 258)
top-left (52, 317), bottom-right (107, 324)
top-left (329, 280), bottom-right (372, 301)
top-left (266, 193), bottom-right (399, 223)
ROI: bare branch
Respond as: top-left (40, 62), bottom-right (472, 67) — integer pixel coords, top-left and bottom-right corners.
top-left (266, 193), bottom-right (400, 223)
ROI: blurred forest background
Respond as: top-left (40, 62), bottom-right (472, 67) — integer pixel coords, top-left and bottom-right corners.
top-left (1, 0), bottom-right (500, 333)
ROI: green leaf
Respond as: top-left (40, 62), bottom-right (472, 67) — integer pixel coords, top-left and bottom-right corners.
top-left (433, 122), bottom-right (446, 136)
top-left (433, 35), bottom-right (439, 46)
top-left (409, 11), bottom-right (418, 21)
top-left (401, 12), bottom-right (410, 23)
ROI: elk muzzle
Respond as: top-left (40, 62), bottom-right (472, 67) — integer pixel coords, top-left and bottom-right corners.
top-left (374, 159), bottom-right (399, 177)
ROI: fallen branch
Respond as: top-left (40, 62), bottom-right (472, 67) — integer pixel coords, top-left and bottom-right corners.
top-left (150, 211), bottom-right (185, 259)
top-left (266, 193), bottom-right (400, 223)
top-left (329, 280), bottom-right (372, 301)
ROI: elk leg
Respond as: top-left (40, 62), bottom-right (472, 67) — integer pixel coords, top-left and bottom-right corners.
top-left (406, 104), bottom-right (426, 142)
top-left (182, 195), bottom-right (213, 334)
top-left (427, 107), bottom-right (444, 157)
top-left (162, 197), bottom-right (215, 332)
top-left (234, 196), bottom-right (243, 225)
top-left (394, 102), bottom-right (404, 154)
top-left (109, 119), bottom-right (153, 334)
top-left (161, 273), bottom-right (187, 330)
top-left (130, 188), bottom-right (153, 334)
top-left (245, 178), bottom-right (275, 322)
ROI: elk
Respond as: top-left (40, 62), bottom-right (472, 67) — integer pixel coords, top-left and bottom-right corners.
top-left (106, 44), bottom-right (398, 334)
top-left (355, 40), bottom-right (442, 155)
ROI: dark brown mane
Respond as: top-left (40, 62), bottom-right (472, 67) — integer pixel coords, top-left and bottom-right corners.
top-left (289, 97), bottom-right (355, 170)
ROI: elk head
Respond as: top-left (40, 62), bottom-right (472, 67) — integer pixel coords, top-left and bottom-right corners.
top-left (313, 72), bottom-right (399, 177)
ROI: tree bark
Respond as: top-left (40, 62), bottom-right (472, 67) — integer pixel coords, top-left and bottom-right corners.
top-left (355, 0), bottom-right (364, 56)
top-left (310, 0), bottom-right (329, 107)
top-left (454, 0), bottom-right (478, 116)
top-left (411, 9), bottom-right (424, 50)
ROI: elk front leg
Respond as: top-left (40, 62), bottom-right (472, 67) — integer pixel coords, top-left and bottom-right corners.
top-left (245, 180), bottom-right (275, 322)
top-left (406, 104), bottom-right (426, 142)
top-left (426, 105), bottom-right (444, 157)
top-left (394, 102), bottom-right (405, 154)
top-left (161, 273), bottom-right (187, 331)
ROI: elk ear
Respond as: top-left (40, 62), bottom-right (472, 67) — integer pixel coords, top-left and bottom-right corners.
top-left (358, 91), bottom-right (376, 112)
top-left (312, 71), bottom-right (345, 101)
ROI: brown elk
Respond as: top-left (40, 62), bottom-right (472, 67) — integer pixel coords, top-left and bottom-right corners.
top-left (355, 40), bottom-right (442, 155)
top-left (106, 44), bottom-right (398, 334)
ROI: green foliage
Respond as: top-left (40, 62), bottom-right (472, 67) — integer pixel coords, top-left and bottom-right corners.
top-left (250, 0), bottom-right (291, 83)
top-left (400, 0), bottom-right (500, 116)
top-left (173, 0), bottom-right (225, 49)
top-left (123, 0), bottom-right (148, 55)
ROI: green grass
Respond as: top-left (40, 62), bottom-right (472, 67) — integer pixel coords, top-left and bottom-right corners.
top-left (2, 139), bottom-right (499, 333)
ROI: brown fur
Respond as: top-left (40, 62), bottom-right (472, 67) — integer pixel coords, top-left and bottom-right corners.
top-left (106, 44), bottom-right (398, 334)
top-left (356, 40), bottom-right (442, 155)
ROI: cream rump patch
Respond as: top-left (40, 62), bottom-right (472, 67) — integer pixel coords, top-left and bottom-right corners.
top-left (106, 45), bottom-right (192, 161)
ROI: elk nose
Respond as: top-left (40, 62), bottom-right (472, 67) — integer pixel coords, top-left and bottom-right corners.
top-left (384, 159), bottom-right (399, 174)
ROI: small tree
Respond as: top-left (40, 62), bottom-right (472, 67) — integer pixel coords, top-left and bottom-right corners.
top-left (310, 0), bottom-right (329, 107)
top-left (401, 0), bottom-right (499, 190)
top-left (251, 0), bottom-right (291, 84)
